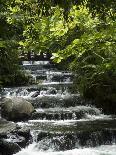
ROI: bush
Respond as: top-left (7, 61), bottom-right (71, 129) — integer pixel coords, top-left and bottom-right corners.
top-left (0, 71), bottom-right (29, 87)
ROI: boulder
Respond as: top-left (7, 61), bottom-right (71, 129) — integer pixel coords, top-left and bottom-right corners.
top-left (0, 118), bottom-right (17, 137)
top-left (0, 139), bottom-right (21, 155)
top-left (1, 97), bottom-right (34, 121)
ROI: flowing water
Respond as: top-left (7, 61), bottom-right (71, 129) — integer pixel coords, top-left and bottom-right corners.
top-left (1, 61), bottom-right (116, 155)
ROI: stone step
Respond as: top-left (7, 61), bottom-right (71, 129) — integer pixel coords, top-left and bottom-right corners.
top-left (2, 83), bottom-right (75, 99)
top-left (21, 64), bottom-right (56, 71)
top-left (27, 116), bottom-right (116, 133)
top-left (31, 106), bottom-right (101, 120)
top-left (30, 94), bottom-right (83, 108)
top-left (29, 120), bottom-right (116, 151)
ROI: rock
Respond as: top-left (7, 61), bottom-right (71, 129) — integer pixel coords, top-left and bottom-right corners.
top-left (0, 118), bottom-right (31, 152)
top-left (1, 97), bottom-right (34, 121)
top-left (37, 132), bottom-right (50, 141)
top-left (0, 118), bottom-right (17, 138)
top-left (0, 139), bottom-right (21, 155)
top-left (7, 134), bottom-right (26, 148)
top-left (17, 127), bottom-right (32, 145)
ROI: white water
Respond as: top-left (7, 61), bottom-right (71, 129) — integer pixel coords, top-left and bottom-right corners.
top-left (2, 61), bottom-right (116, 155)
top-left (22, 61), bottom-right (50, 65)
top-left (16, 113), bottom-right (114, 128)
top-left (4, 85), bottom-right (73, 99)
top-left (14, 143), bottom-right (116, 155)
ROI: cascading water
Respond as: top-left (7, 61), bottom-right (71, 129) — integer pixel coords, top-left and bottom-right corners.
top-left (1, 61), bottom-right (116, 155)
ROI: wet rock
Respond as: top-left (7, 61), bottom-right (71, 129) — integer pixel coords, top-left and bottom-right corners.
top-left (0, 118), bottom-right (17, 138)
top-left (7, 134), bottom-right (26, 148)
top-left (47, 88), bottom-right (57, 94)
top-left (30, 94), bottom-right (82, 108)
top-left (31, 106), bottom-right (101, 120)
top-left (0, 118), bottom-right (32, 149)
top-left (37, 132), bottom-right (50, 141)
top-left (31, 91), bottom-right (40, 97)
top-left (17, 127), bottom-right (30, 139)
top-left (1, 97), bottom-right (34, 121)
top-left (0, 139), bottom-right (21, 155)
top-left (17, 127), bottom-right (32, 145)
top-left (36, 129), bottom-right (116, 151)
top-left (31, 111), bottom-right (73, 120)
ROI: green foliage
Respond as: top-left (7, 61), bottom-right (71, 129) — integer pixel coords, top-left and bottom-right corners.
top-left (51, 6), bottom-right (116, 101)
top-left (6, 0), bottom-right (116, 19)
top-left (6, 0), bottom-right (115, 52)
top-left (0, 0), bottom-right (28, 87)
top-left (0, 0), bottom-right (116, 101)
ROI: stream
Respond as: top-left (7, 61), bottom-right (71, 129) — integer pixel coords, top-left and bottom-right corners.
top-left (1, 61), bottom-right (116, 155)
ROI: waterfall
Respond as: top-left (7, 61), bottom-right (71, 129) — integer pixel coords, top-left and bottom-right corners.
top-left (1, 61), bottom-right (116, 155)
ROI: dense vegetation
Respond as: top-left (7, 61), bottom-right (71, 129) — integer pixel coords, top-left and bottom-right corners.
top-left (0, 0), bottom-right (116, 112)
top-left (0, 0), bottom-right (28, 86)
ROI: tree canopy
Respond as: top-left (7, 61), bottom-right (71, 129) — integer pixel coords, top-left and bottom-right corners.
top-left (0, 0), bottom-right (116, 106)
